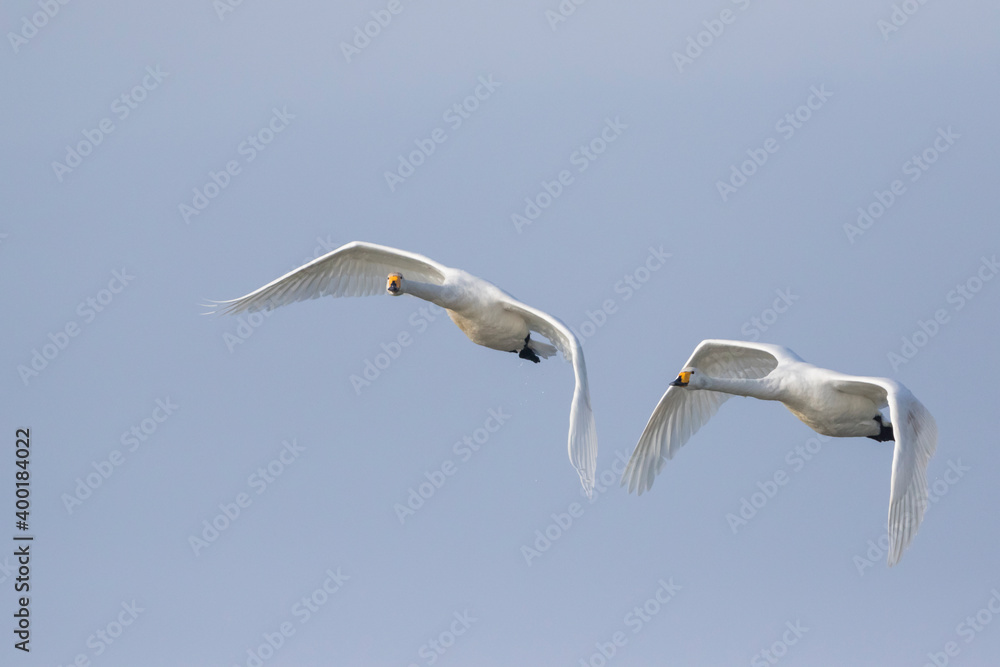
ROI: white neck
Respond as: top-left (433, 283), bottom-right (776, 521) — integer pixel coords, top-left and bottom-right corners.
top-left (697, 375), bottom-right (782, 401)
top-left (401, 280), bottom-right (455, 309)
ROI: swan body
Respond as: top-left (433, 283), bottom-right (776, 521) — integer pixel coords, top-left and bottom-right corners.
top-left (406, 268), bottom-right (557, 358)
top-left (621, 339), bottom-right (937, 566)
top-left (210, 241), bottom-right (596, 494)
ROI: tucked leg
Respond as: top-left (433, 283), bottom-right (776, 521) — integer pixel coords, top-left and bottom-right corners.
top-left (866, 414), bottom-right (895, 442)
top-left (518, 335), bottom-right (541, 363)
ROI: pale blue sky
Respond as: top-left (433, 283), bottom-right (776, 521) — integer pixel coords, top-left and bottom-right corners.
top-left (2, 1), bottom-right (999, 665)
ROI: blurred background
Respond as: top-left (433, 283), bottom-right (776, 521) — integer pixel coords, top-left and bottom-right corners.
top-left (2, 1), bottom-right (998, 665)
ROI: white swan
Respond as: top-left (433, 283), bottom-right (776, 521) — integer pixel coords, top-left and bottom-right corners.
top-left (621, 339), bottom-right (937, 566)
top-left (210, 240), bottom-right (597, 495)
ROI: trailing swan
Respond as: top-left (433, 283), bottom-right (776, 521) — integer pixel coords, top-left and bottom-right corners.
top-left (621, 339), bottom-right (937, 566)
top-left (210, 241), bottom-right (598, 495)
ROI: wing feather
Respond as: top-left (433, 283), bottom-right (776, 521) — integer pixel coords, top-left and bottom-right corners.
top-left (500, 298), bottom-right (598, 496)
top-left (881, 384), bottom-right (937, 566)
top-left (208, 241), bottom-right (449, 315)
top-left (820, 376), bottom-right (937, 566)
top-left (622, 339), bottom-right (795, 495)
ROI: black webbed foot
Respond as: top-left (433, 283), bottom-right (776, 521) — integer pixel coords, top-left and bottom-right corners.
top-left (517, 334), bottom-right (541, 363)
top-left (866, 414), bottom-right (895, 442)
top-left (519, 347), bottom-right (541, 363)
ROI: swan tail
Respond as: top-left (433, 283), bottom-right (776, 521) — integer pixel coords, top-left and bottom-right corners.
top-left (528, 339), bottom-right (558, 359)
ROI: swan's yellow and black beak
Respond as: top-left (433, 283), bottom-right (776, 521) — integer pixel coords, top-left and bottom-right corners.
top-left (386, 273), bottom-right (402, 295)
top-left (670, 371), bottom-right (691, 387)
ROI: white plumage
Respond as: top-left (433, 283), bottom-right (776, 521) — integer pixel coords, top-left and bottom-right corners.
top-left (621, 339), bottom-right (937, 566)
top-left (210, 241), bottom-right (598, 495)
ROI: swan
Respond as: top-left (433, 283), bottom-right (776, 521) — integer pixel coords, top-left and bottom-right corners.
top-left (209, 240), bottom-right (597, 495)
top-left (620, 339), bottom-right (937, 566)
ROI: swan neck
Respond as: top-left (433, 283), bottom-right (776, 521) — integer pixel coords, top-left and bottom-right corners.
top-left (402, 280), bottom-right (453, 308)
top-left (700, 375), bottom-right (779, 400)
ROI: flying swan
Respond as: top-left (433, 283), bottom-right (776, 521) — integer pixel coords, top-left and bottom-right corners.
top-left (210, 240), bottom-right (598, 495)
top-left (620, 339), bottom-right (937, 566)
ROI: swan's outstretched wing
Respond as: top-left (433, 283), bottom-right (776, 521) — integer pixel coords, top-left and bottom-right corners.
top-left (500, 298), bottom-right (597, 497)
top-left (833, 377), bottom-right (937, 566)
top-left (208, 241), bottom-right (449, 315)
top-left (622, 340), bottom-right (799, 495)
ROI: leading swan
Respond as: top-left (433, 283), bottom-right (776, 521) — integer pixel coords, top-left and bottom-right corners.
top-left (621, 339), bottom-right (937, 566)
top-left (211, 241), bottom-right (598, 495)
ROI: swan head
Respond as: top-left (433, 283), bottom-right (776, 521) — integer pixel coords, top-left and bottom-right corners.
top-left (670, 370), bottom-right (693, 388)
top-left (386, 273), bottom-right (403, 295)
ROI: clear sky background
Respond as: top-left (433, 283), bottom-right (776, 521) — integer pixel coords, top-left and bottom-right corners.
top-left (2, 1), bottom-right (999, 665)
